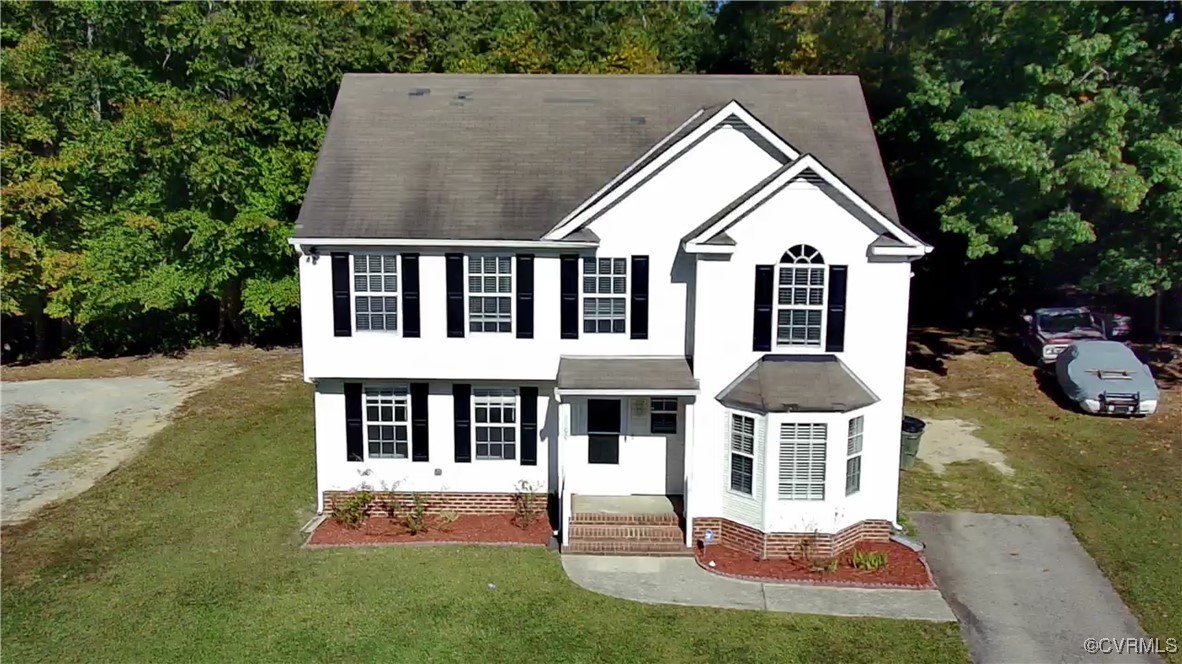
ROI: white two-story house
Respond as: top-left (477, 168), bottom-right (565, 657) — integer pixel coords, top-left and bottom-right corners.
top-left (291, 74), bottom-right (931, 557)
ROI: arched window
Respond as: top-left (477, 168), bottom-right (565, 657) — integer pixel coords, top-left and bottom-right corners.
top-left (775, 245), bottom-right (825, 347)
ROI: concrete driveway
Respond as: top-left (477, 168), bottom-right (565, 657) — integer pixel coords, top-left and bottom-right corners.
top-left (913, 511), bottom-right (1163, 664)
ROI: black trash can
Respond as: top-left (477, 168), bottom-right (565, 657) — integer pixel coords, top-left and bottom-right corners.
top-left (900, 416), bottom-right (926, 470)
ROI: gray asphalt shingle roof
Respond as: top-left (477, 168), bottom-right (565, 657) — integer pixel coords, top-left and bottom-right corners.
top-left (557, 357), bottom-right (698, 391)
top-left (717, 355), bottom-right (878, 413)
top-left (294, 74), bottom-right (899, 240)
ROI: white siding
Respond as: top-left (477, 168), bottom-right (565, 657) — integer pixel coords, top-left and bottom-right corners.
top-left (560, 396), bottom-right (687, 496)
top-left (720, 409), bottom-right (764, 530)
top-left (314, 379), bottom-right (552, 509)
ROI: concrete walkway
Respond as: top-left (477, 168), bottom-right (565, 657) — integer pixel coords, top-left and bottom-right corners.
top-left (914, 512), bottom-right (1162, 664)
top-left (562, 554), bottom-right (955, 622)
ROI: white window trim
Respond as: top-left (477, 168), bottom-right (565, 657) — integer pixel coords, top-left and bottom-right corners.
top-left (471, 387), bottom-right (519, 461)
top-left (728, 413), bottom-right (756, 497)
top-left (845, 415), bottom-right (864, 496)
top-left (351, 252), bottom-right (401, 335)
top-left (362, 384), bottom-right (410, 461)
top-left (777, 422), bottom-right (827, 501)
top-left (581, 255), bottom-right (629, 335)
top-left (774, 245), bottom-right (826, 350)
top-left (465, 253), bottom-right (515, 335)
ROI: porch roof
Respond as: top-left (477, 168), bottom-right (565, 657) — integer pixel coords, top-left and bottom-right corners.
top-left (717, 355), bottom-right (878, 413)
top-left (556, 356), bottom-right (698, 395)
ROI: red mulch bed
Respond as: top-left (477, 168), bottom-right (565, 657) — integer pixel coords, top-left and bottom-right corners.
top-left (307, 513), bottom-right (552, 547)
top-left (696, 541), bottom-right (936, 589)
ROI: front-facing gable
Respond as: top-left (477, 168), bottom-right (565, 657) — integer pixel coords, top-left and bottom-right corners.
top-left (682, 154), bottom-right (930, 260)
top-left (293, 74), bottom-right (904, 243)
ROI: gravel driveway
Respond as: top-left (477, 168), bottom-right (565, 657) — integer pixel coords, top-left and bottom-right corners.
top-left (1, 363), bottom-right (236, 525)
top-left (913, 511), bottom-right (1163, 664)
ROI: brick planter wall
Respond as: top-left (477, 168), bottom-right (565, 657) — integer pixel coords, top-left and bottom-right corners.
top-left (322, 491), bottom-right (547, 517)
top-left (691, 517), bottom-right (891, 559)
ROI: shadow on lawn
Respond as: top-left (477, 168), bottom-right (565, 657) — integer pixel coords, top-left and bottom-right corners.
top-left (907, 327), bottom-right (1010, 376)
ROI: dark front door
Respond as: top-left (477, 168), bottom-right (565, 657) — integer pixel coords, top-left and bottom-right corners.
top-left (587, 399), bottom-right (620, 464)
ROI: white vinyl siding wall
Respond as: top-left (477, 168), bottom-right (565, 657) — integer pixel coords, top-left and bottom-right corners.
top-left (721, 409), bottom-right (764, 529)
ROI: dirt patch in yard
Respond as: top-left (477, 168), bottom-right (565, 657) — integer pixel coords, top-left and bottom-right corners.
top-left (917, 418), bottom-right (1015, 476)
top-left (0, 353), bottom-right (258, 525)
top-left (306, 513), bottom-right (552, 548)
top-left (696, 541), bottom-right (936, 589)
top-left (1, 404), bottom-right (61, 453)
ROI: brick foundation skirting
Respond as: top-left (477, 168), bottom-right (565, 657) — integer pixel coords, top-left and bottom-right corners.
top-left (691, 517), bottom-right (891, 559)
top-left (322, 491), bottom-right (546, 517)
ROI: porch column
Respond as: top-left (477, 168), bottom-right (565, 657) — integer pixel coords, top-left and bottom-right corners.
top-left (557, 395), bottom-right (572, 545)
top-left (683, 398), bottom-right (695, 547)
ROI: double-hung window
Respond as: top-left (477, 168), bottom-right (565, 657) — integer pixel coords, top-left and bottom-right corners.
top-left (729, 413), bottom-right (755, 495)
top-left (468, 255), bottom-right (512, 333)
top-left (583, 257), bottom-right (627, 333)
top-left (845, 416), bottom-right (863, 496)
top-left (776, 244), bottom-right (825, 347)
top-left (778, 422), bottom-right (827, 500)
top-left (650, 398), bottom-right (678, 434)
top-left (473, 388), bottom-right (516, 460)
top-left (364, 386), bottom-right (409, 459)
top-left (354, 254), bottom-right (398, 332)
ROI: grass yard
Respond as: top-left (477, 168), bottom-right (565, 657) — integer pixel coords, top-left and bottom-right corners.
top-left (900, 335), bottom-right (1182, 663)
top-left (1, 350), bottom-right (968, 664)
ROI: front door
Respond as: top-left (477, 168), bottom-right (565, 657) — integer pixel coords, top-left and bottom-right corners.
top-left (587, 398), bottom-right (620, 464)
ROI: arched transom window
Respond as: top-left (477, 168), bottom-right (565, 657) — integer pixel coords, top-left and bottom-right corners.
top-left (776, 245), bottom-right (825, 347)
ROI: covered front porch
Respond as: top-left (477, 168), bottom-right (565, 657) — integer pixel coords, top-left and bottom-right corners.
top-left (554, 356), bottom-right (698, 552)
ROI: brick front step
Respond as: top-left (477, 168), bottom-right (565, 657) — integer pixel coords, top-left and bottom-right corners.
top-left (570, 512), bottom-right (679, 526)
top-left (568, 524), bottom-right (685, 542)
top-left (563, 540), bottom-right (694, 555)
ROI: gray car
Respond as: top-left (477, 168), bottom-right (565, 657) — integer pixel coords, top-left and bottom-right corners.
top-left (1055, 340), bottom-right (1159, 416)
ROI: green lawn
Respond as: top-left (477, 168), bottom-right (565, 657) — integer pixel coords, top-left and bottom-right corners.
top-left (899, 347), bottom-right (1182, 664)
top-left (2, 351), bottom-right (967, 664)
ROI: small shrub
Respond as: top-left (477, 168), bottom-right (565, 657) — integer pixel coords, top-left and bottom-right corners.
top-left (851, 549), bottom-right (889, 571)
top-left (438, 509), bottom-right (460, 532)
top-left (332, 490), bottom-right (374, 529)
top-left (512, 480), bottom-right (542, 529)
top-left (400, 493), bottom-right (430, 535)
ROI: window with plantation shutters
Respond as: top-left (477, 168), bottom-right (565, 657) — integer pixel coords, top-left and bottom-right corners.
top-left (778, 422), bottom-right (827, 500)
top-left (353, 254), bottom-right (399, 332)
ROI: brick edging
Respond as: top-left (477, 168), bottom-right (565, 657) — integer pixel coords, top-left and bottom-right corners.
top-left (694, 556), bottom-right (937, 590)
top-left (303, 539), bottom-right (549, 551)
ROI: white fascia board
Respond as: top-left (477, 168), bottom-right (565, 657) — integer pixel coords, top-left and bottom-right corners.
top-left (554, 388), bottom-right (700, 397)
top-left (793, 157), bottom-right (931, 251)
top-left (682, 243), bottom-right (735, 255)
top-left (544, 101), bottom-right (800, 241)
top-left (685, 156), bottom-right (814, 246)
top-left (685, 154), bottom-right (931, 252)
top-left (870, 245), bottom-right (929, 257)
top-left (542, 107), bottom-right (708, 237)
top-left (288, 237), bottom-right (597, 250)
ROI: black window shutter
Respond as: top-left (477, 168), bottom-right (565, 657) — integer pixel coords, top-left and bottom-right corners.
top-left (520, 386), bottom-right (538, 466)
top-left (344, 382), bottom-right (363, 461)
top-left (453, 383), bottom-right (471, 462)
top-left (402, 254), bottom-right (421, 338)
top-left (332, 253), bottom-right (352, 337)
top-left (630, 255), bottom-right (649, 339)
top-left (560, 254), bottom-right (579, 339)
top-left (445, 253), bottom-right (465, 338)
top-left (752, 265), bottom-right (774, 351)
top-left (516, 254), bottom-right (534, 339)
top-left (410, 382), bottom-right (429, 461)
top-left (826, 265), bottom-right (848, 352)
